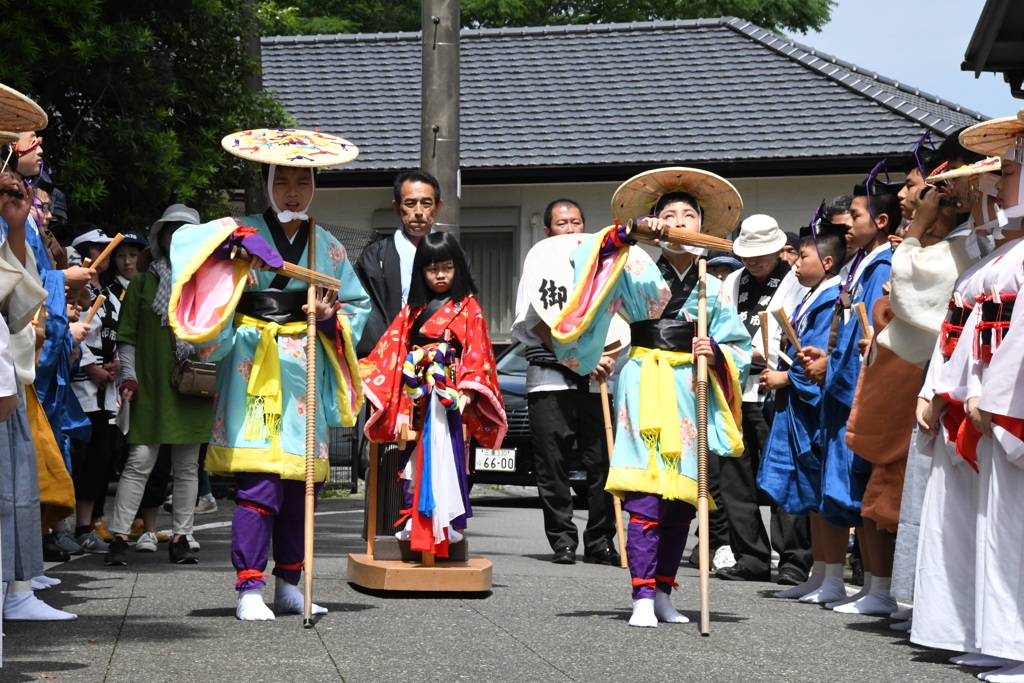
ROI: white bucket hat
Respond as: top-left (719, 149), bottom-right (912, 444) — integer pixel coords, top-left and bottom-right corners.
top-left (733, 214), bottom-right (786, 258)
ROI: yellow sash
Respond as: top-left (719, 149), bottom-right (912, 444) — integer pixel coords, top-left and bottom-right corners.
top-left (235, 314), bottom-right (307, 445)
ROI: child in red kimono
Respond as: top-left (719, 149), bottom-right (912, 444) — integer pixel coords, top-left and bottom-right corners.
top-left (360, 232), bottom-right (506, 557)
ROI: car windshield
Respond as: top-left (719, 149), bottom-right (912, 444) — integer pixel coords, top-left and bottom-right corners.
top-left (496, 342), bottom-right (528, 376)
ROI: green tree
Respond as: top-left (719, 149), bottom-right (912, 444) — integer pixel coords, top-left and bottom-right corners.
top-left (261, 0), bottom-right (834, 36)
top-left (0, 0), bottom-right (288, 230)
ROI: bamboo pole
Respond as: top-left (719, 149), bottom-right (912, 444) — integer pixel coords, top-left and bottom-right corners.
top-left (302, 221), bottom-right (318, 628)
top-left (696, 258), bottom-right (711, 636)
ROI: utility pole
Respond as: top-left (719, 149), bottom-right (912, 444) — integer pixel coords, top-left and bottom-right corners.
top-left (421, 0), bottom-right (460, 237)
top-left (242, 0), bottom-right (268, 215)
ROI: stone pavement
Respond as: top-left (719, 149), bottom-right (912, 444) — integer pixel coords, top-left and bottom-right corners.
top-left (2, 491), bottom-right (982, 682)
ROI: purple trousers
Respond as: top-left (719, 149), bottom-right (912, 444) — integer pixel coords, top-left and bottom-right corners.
top-left (624, 492), bottom-right (696, 600)
top-left (232, 472), bottom-right (322, 591)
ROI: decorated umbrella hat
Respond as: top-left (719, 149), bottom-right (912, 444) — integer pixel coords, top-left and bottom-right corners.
top-left (926, 156), bottom-right (1002, 183)
top-left (960, 108), bottom-right (1024, 161)
top-left (221, 128), bottom-right (358, 168)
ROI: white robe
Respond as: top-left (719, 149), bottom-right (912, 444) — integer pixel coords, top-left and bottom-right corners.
top-left (910, 239), bottom-right (1013, 653)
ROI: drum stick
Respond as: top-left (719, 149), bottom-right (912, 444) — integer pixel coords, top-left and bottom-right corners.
top-left (83, 234), bottom-right (124, 268)
top-left (83, 295), bottom-right (105, 324)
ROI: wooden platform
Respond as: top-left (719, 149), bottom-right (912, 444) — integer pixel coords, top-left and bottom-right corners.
top-left (347, 553), bottom-right (493, 592)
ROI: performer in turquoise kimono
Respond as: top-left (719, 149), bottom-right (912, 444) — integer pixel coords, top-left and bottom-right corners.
top-left (169, 128), bottom-right (368, 621)
top-left (757, 201), bottom-right (848, 601)
top-left (552, 168), bottom-right (751, 628)
top-left (797, 166), bottom-right (900, 607)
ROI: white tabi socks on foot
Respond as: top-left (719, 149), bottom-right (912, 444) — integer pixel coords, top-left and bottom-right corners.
top-left (891, 607), bottom-right (913, 621)
top-left (3, 581), bottom-right (76, 621)
top-left (31, 575), bottom-right (61, 591)
top-left (775, 561), bottom-right (825, 599)
top-left (825, 572), bottom-right (872, 609)
top-left (653, 591), bottom-right (689, 624)
top-left (629, 598), bottom-right (658, 628)
top-left (798, 564), bottom-right (847, 604)
top-left (395, 519), bottom-right (412, 541)
top-left (832, 575), bottom-right (897, 614)
top-left (979, 662), bottom-right (1024, 681)
top-left (952, 653), bottom-right (1013, 667)
top-left (273, 577), bottom-right (327, 616)
top-left (889, 617), bottom-right (912, 632)
top-left (237, 588), bottom-right (275, 621)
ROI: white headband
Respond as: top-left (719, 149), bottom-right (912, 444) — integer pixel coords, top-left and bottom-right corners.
top-left (267, 165), bottom-right (314, 223)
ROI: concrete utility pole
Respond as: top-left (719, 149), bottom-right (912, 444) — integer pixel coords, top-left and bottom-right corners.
top-left (421, 0), bottom-right (461, 238)
top-left (243, 0), bottom-right (268, 216)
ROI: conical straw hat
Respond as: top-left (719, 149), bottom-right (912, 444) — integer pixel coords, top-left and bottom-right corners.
top-left (610, 167), bottom-right (743, 237)
top-left (960, 109), bottom-right (1024, 157)
top-left (927, 156), bottom-right (1002, 183)
top-left (0, 84), bottom-right (47, 133)
top-left (221, 128), bottom-right (358, 168)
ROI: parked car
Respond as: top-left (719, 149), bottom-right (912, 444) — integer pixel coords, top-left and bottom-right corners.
top-left (468, 342), bottom-right (595, 489)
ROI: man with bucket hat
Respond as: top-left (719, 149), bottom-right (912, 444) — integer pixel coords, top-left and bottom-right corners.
top-left (716, 214), bottom-right (812, 585)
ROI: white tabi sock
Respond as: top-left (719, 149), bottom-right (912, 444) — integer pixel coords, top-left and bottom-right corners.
top-left (273, 577), bottom-right (327, 616)
top-left (31, 575), bottom-right (61, 591)
top-left (237, 588), bottom-right (275, 621)
top-left (798, 564), bottom-right (847, 604)
top-left (449, 528), bottom-right (464, 544)
top-left (832, 576), bottom-right (897, 614)
top-left (826, 572), bottom-right (872, 609)
top-left (653, 591), bottom-right (689, 624)
top-left (629, 598), bottom-right (657, 628)
top-left (889, 618), bottom-right (912, 632)
top-left (774, 561), bottom-right (825, 599)
top-left (395, 519), bottom-right (412, 541)
top-left (3, 582), bottom-right (76, 621)
top-left (980, 662), bottom-right (1024, 681)
top-left (890, 607), bottom-right (912, 621)
top-left (953, 653), bottom-right (1013, 667)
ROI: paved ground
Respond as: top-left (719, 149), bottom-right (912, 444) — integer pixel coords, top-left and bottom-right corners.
top-left (2, 489), bottom-right (982, 682)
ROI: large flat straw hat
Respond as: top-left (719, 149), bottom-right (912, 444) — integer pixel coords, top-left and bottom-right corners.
top-left (222, 128), bottom-right (358, 168)
top-left (927, 156), bottom-right (1002, 183)
top-left (0, 131), bottom-right (18, 145)
top-left (0, 84), bottom-right (47, 133)
top-left (611, 167), bottom-right (743, 237)
top-left (960, 109), bottom-right (1024, 157)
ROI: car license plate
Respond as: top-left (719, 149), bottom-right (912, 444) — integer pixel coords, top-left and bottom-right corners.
top-left (476, 447), bottom-right (516, 472)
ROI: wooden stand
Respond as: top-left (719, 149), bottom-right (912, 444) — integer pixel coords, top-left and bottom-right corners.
top-left (347, 414), bottom-right (492, 592)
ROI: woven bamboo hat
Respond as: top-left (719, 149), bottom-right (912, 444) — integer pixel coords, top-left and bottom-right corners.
top-left (221, 128), bottom-right (358, 167)
top-left (610, 167), bottom-right (743, 237)
top-left (0, 84), bottom-right (47, 133)
top-left (960, 109), bottom-right (1024, 157)
top-left (927, 156), bottom-right (1002, 183)
top-left (0, 131), bottom-right (18, 146)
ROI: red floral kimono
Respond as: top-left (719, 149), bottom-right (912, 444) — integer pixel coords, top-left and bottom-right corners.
top-left (359, 295), bottom-right (506, 556)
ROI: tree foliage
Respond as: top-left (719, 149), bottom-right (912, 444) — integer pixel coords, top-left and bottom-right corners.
top-left (0, 0), bottom-right (288, 231)
top-left (260, 0), bottom-right (835, 35)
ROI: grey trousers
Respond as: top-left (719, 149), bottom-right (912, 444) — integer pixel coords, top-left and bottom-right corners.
top-left (110, 443), bottom-right (200, 537)
top-left (0, 386), bottom-right (44, 582)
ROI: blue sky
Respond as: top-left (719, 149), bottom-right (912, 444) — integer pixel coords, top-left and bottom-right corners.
top-left (788, 0), bottom-right (1020, 119)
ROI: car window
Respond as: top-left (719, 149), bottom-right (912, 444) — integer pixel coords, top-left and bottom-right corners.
top-left (496, 342), bottom-right (528, 376)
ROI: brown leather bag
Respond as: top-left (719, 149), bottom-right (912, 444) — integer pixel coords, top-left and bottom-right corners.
top-left (166, 326), bottom-right (217, 397)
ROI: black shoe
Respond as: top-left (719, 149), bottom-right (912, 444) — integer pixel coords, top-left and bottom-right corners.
top-left (169, 536), bottom-right (198, 564)
top-left (552, 548), bottom-right (576, 565)
top-left (584, 547), bottom-right (621, 566)
top-left (104, 536), bottom-right (130, 566)
top-left (776, 566), bottom-right (806, 586)
top-left (716, 563), bottom-right (771, 582)
top-left (42, 534), bottom-right (70, 562)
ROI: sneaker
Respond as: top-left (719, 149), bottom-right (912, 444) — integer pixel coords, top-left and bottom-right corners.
top-left (52, 530), bottom-right (84, 556)
top-left (186, 534), bottom-right (200, 552)
top-left (135, 532), bottom-right (158, 552)
top-left (92, 520), bottom-right (114, 541)
top-left (75, 531), bottom-right (110, 553)
top-left (42, 534), bottom-right (69, 563)
top-left (169, 536), bottom-right (198, 564)
top-left (162, 495), bottom-right (173, 513)
top-left (104, 537), bottom-right (130, 566)
top-left (194, 498), bottom-right (218, 515)
top-left (712, 545), bottom-right (737, 572)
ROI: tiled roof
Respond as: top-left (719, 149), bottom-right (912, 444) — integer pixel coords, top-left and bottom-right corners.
top-left (261, 17), bottom-right (987, 177)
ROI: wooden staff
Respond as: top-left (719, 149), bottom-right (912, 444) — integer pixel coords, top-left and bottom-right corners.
top-left (82, 233), bottom-right (124, 268)
top-left (597, 340), bottom-right (628, 569)
top-left (83, 294), bottom-right (105, 324)
top-left (302, 220), bottom-right (318, 628)
top-left (696, 258), bottom-right (711, 636)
